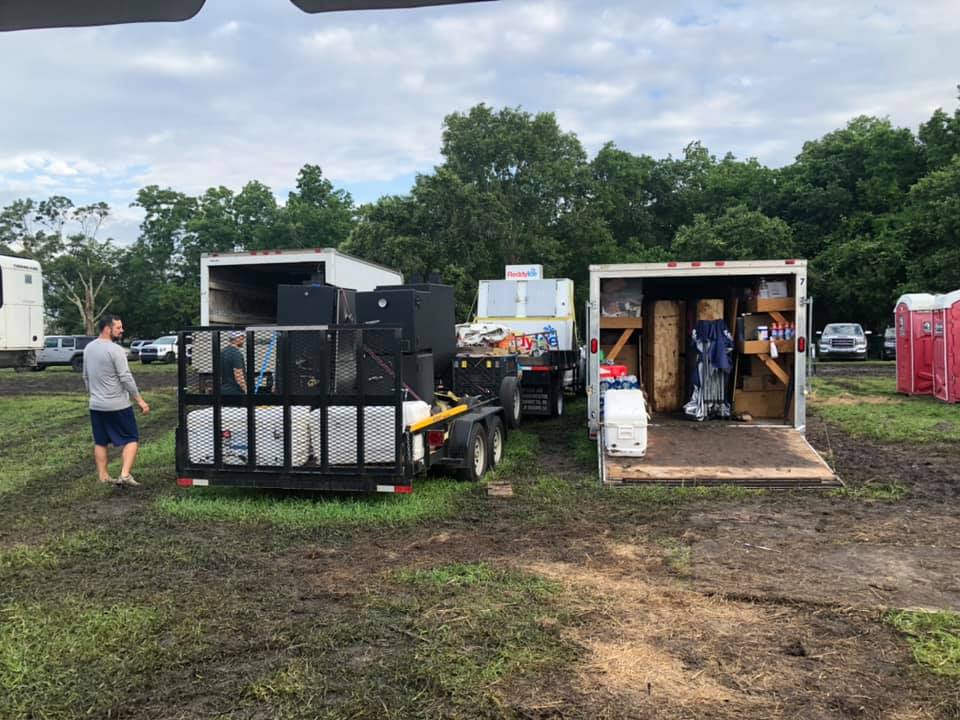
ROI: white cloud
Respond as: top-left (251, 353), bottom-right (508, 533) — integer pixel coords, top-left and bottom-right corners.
top-left (0, 0), bottom-right (958, 219)
top-left (212, 20), bottom-right (240, 38)
top-left (132, 50), bottom-right (230, 77)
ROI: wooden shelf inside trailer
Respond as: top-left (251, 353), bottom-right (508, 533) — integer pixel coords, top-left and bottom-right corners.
top-left (600, 316), bottom-right (644, 329)
top-left (744, 297), bottom-right (795, 313)
top-left (738, 339), bottom-right (795, 355)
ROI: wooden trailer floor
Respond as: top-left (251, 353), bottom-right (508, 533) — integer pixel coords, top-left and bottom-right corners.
top-left (603, 420), bottom-right (840, 488)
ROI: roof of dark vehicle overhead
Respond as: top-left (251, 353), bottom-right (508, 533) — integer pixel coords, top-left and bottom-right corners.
top-left (0, 1), bottom-right (494, 31)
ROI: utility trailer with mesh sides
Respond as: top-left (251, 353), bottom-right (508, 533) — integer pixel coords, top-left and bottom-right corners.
top-left (175, 326), bottom-right (508, 493)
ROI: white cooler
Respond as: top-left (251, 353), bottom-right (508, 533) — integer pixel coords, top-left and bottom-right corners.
top-left (603, 390), bottom-right (648, 457)
top-left (186, 406), bottom-right (312, 466)
top-left (310, 401), bottom-right (431, 465)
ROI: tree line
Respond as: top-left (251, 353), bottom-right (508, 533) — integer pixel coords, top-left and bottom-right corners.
top-left (2, 91), bottom-right (959, 338)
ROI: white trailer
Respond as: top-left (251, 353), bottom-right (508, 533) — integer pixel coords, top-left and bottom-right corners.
top-left (0, 254), bottom-right (43, 369)
top-left (587, 259), bottom-right (837, 487)
top-left (200, 248), bottom-right (402, 326)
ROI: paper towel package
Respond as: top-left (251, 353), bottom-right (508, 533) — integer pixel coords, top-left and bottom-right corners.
top-left (186, 406), bottom-right (312, 466)
top-left (310, 401), bottom-right (431, 465)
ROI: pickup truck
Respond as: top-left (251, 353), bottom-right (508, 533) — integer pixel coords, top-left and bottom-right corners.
top-left (139, 336), bottom-right (181, 364)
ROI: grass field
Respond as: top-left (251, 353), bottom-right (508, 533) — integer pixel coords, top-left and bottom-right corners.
top-left (1, 368), bottom-right (958, 718)
top-left (810, 374), bottom-right (960, 442)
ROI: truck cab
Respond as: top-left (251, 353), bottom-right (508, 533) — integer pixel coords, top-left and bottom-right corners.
top-left (0, 254), bottom-right (44, 369)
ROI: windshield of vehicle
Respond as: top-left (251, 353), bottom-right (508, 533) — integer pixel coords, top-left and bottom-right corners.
top-left (823, 324), bottom-right (864, 336)
top-left (154, 336), bottom-right (176, 344)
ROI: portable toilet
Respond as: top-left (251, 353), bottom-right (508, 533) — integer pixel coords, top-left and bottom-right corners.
top-left (894, 293), bottom-right (937, 395)
top-left (932, 290), bottom-right (960, 403)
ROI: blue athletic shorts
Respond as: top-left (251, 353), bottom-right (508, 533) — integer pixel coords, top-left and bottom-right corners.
top-left (90, 407), bottom-right (140, 447)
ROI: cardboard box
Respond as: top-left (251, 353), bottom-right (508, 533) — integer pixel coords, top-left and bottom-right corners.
top-left (735, 390), bottom-right (787, 418)
top-left (697, 299), bottom-right (724, 321)
top-left (758, 280), bottom-right (789, 299)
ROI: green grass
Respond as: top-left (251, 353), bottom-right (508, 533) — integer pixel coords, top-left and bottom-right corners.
top-left (0, 599), bottom-right (179, 719)
top-left (156, 479), bottom-right (473, 529)
top-left (886, 610), bottom-right (960, 677)
top-left (830, 481), bottom-right (909, 502)
top-left (811, 376), bottom-right (960, 442)
top-left (241, 562), bottom-right (577, 718)
top-left (657, 537), bottom-right (692, 575)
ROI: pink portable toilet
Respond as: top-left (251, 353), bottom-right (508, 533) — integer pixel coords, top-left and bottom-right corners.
top-left (894, 293), bottom-right (936, 395)
top-left (932, 290), bottom-right (960, 403)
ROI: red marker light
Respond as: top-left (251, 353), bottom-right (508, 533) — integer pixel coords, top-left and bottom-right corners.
top-left (798, 337), bottom-right (806, 353)
top-left (590, 338), bottom-right (598, 354)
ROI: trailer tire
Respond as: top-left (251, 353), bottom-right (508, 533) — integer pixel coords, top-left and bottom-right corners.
top-left (550, 377), bottom-right (564, 417)
top-left (486, 417), bottom-right (505, 469)
top-left (458, 423), bottom-right (489, 483)
top-left (71, 356), bottom-right (83, 373)
top-left (499, 376), bottom-right (522, 429)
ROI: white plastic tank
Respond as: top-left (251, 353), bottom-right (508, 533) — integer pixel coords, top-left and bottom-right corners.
top-left (311, 401), bottom-right (431, 465)
top-left (186, 406), bottom-right (312, 466)
top-left (603, 390), bottom-right (648, 457)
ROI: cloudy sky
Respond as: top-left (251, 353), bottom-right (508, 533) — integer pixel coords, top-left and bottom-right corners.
top-left (1, 0), bottom-right (958, 243)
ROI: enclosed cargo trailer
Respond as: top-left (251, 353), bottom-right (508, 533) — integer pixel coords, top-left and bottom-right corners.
top-left (587, 260), bottom-right (837, 488)
top-left (0, 255), bottom-right (43, 369)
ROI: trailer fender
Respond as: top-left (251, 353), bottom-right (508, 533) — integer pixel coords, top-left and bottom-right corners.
top-left (447, 408), bottom-right (504, 459)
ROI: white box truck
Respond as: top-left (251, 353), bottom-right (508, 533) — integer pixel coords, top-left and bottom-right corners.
top-left (587, 259), bottom-right (837, 487)
top-left (200, 248), bottom-right (402, 326)
top-left (193, 248), bottom-right (404, 376)
top-left (0, 254), bottom-right (44, 369)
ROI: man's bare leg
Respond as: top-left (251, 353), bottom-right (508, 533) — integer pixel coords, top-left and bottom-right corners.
top-left (94, 445), bottom-right (111, 482)
top-left (120, 442), bottom-right (139, 479)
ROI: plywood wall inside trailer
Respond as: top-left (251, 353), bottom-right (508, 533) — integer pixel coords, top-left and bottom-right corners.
top-left (642, 300), bottom-right (686, 412)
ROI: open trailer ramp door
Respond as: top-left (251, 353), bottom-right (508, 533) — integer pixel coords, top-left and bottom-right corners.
top-left (600, 422), bottom-right (839, 488)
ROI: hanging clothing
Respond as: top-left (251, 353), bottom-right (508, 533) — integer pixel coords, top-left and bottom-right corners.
top-left (684, 319), bottom-right (734, 421)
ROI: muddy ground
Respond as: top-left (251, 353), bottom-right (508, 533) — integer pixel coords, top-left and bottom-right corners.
top-left (0, 363), bottom-right (178, 395)
top-left (2, 359), bottom-right (959, 719)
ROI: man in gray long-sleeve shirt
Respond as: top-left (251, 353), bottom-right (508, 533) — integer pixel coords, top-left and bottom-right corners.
top-left (83, 314), bottom-right (150, 486)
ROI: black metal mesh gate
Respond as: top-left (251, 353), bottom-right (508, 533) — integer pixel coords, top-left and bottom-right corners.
top-left (177, 326), bottom-right (416, 487)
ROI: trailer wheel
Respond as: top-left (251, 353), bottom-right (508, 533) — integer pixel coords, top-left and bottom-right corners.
top-left (499, 376), bottom-right (522, 429)
top-left (71, 356), bottom-right (83, 373)
top-left (486, 417), bottom-right (505, 469)
top-left (550, 377), bottom-right (564, 417)
top-left (459, 423), bottom-right (489, 482)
